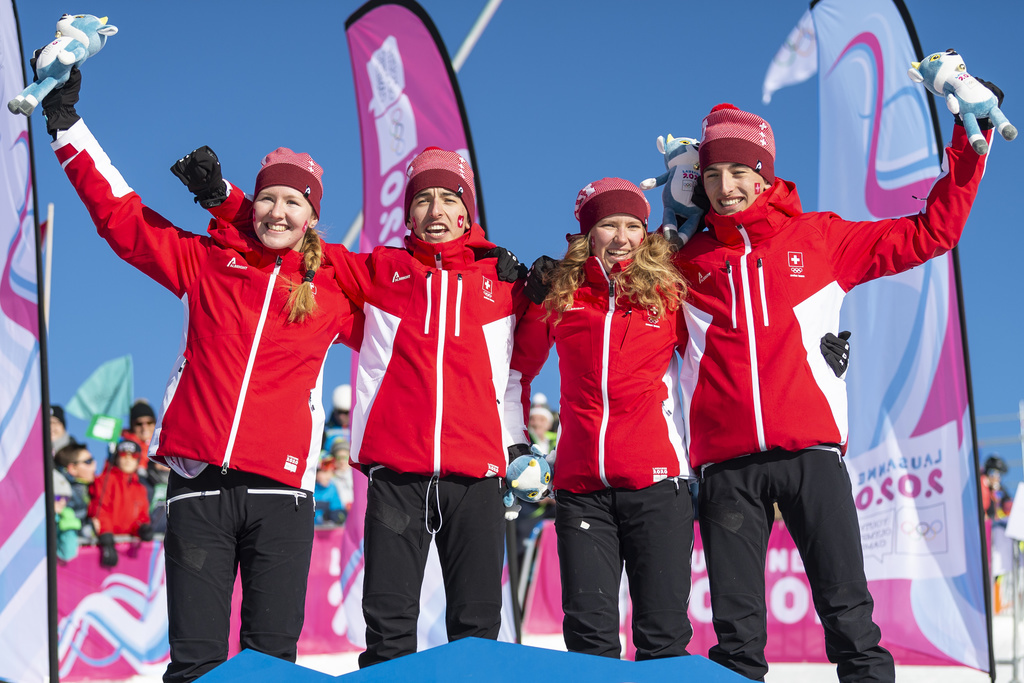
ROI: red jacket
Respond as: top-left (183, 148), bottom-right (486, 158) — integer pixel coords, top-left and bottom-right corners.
top-left (54, 121), bottom-right (364, 491)
top-left (321, 229), bottom-right (528, 479)
top-left (212, 181), bottom-right (528, 479)
top-left (674, 125), bottom-right (988, 468)
top-left (509, 257), bottom-right (694, 494)
top-left (88, 467), bottom-right (150, 536)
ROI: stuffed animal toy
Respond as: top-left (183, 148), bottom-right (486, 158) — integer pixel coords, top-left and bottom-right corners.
top-left (908, 49), bottom-right (1016, 155)
top-left (7, 14), bottom-right (117, 116)
top-left (639, 135), bottom-right (703, 244)
top-left (503, 451), bottom-right (552, 509)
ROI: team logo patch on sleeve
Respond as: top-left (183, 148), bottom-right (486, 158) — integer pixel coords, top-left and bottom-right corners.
top-left (482, 276), bottom-right (494, 302)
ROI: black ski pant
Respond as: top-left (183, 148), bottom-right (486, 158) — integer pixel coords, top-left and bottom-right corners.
top-left (555, 478), bottom-right (694, 660)
top-left (358, 468), bottom-right (504, 668)
top-left (162, 467), bottom-right (314, 683)
top-left (698, 447), bottom-right (895, 682)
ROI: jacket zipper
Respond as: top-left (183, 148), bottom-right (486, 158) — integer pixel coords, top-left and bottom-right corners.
top-left (726, 261), bottom-right (737, 328)
top-left (423, 272), bottom-right (433, 335)
top-left (433, 270), bottom-right (450, 475)
top-left (597, 272), bottom-right (614, 488)
top-left (738, 228), bottom-right (767, 451)
top-left (222, 256), bottom-right (282, 473)
top-left (757, 258), bottom-right (769, 326)
top-left (454, 274), bottom-right (463, 337)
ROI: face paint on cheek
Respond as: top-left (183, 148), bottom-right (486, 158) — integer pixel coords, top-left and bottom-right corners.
top-left (457, 215), bottom-right (465, 229)
top-left (755, 183), bottom-right (761, 195)
top-left (302, 221), bottom-right (308, 233)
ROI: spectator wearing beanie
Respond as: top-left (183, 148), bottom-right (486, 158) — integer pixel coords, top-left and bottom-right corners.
top-left (672, 101), bottom-right (993, 681)
top-left (50, 404), bottom-right (72, 456)
top-left (206, 145), bottom-right (532, 667)
top-left (116, 399), bottom-right (156, 471)
top-left (507, 178), bottom-right (696, 660)
top-left (46, 66), bottom-right (365, 682)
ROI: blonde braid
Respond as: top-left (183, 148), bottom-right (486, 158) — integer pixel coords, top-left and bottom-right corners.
top-left (286, 227), bottom-right (323, 323)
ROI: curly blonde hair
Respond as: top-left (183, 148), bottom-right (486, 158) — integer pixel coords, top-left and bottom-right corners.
top-left (283, 227), bottom-right (324, 323)
top-left (544, 232), bottom-right (687, 323)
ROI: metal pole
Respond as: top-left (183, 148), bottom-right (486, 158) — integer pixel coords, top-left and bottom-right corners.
top-left (343, 0), bottom-right (504, 249)
top-left (1014, 541), bottom-right (1022, 682)
top-left (43, 203), bottom-right (53, 333)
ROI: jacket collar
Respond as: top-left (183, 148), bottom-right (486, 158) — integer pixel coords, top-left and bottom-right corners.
top-left (404, 223), bottom-right (496, 269)
top-left (704, 177), bottom-right (802, 247)
top-left (582, 255), bottom-right (629, 285)
top-left (207, 218), bottom-right (305, 270)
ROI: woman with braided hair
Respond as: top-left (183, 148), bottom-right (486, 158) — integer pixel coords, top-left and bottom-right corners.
top-left (506, 177), bottom-right (696, 661)
top-left (37, 68), bottom-right (363, 682)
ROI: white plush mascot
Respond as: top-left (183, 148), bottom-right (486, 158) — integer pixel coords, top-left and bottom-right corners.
top-left (908, 49), bottom-right (1015, 155)
top-left (8, 13), bottom-right (117, 116)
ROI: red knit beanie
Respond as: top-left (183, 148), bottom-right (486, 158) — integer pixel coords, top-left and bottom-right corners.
top-left (254, 148), bottom-right (324, 217)
top-left (699, 103), bottom-right (776, 184)
top-left (573, 177), bottom-right (650, 235)
top-left (404, 147), bottom-right (476, 224)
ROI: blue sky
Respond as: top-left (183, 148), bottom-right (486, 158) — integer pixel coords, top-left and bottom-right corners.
top-left (12, 0), bottom-right (1024, 475)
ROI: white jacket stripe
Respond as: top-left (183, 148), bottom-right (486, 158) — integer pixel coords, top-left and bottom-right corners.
top-left (350, 304), bottom-right (401, 464)
top-left (222, 258), bottom-right (282, 469)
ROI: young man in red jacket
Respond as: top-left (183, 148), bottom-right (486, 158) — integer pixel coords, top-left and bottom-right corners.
top-left (328, 149), bottom-right (528, 667)
top-left (675, 102), bottom-right (991, 682)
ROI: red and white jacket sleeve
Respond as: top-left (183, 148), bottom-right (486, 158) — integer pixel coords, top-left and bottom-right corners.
top-left (827, 124), bottom-right (989, 289)
top-left (504, 301), bottom-right (555, 446)
top-left (52, 120), bottom-right (209, 296)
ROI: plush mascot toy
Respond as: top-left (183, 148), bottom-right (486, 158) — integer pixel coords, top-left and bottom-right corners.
top-left (8, 13), bottom-right (117, 116)
top-left (503, 449), bottom-right (553, 520)
top-left (908, 49), bottom-right (1016, 155)
top-left (640, 135), bottom-right (703, 244)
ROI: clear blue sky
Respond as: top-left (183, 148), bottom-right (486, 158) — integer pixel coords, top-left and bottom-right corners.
top-left (12, 0), bottom-right (1024, 474)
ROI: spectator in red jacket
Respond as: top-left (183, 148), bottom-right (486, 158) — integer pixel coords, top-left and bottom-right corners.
top-left (88, 440), bottom-right (153, 567)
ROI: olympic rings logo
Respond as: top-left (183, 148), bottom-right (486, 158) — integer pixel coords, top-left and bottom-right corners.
top-left (389, 106), bottom-right (407, 156)
top-left (900, 520), bottom-right (943, 540)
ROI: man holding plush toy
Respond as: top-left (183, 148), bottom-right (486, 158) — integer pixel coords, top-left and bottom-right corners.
top-left (674, 90), bottom-right (996, 681)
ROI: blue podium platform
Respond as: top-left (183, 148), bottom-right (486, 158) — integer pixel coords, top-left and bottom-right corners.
top-left (197, 638), bottom-right (749, 682)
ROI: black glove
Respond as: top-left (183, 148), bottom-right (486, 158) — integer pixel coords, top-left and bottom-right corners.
top-left (820, 331), bottom-right (852, 377)
top-left (507, 443), bottom-right (533, 463)
top-left (137, 523), bottom-right (154, 542)
top-left (98, 533), bottom-right (119, 568)
top-left (525, 255), bottom-right (557, 305)
top-left (33, 51), bottom-right (81, 140)
top-left (955, 78), bottom-right (1004, 131)
top-left (170, 146), bottom-right (228, 209)
top-left (483, 247), bottom-right (528, 283)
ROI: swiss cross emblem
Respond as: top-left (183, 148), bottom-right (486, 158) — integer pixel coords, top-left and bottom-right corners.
top-left (788, 251), bottom-right (805, 277)
top-left (482, 276), bottom-right (494, 301)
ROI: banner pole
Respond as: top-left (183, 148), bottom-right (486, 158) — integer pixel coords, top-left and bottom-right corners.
top-left (43, 202), bottom-right (53, 333)
top-left (341, 0), bottom-right (503, 249)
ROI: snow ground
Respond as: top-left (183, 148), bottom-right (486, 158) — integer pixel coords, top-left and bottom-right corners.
top-left (96, 615), bottom-right (1018, 682)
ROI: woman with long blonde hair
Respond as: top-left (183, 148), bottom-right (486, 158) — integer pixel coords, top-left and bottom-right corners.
top-left (507, 177), bottom-right (695, 660)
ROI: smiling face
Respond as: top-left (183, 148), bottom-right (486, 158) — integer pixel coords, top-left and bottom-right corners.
top-left (252, 185), bottom-right (317, 252)
top-left (589, 213), bottom-right (646, 273)
top-left (406, 187), bottom-right (469, 244)
top-left (702, 162), bottom-right (767, 216)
